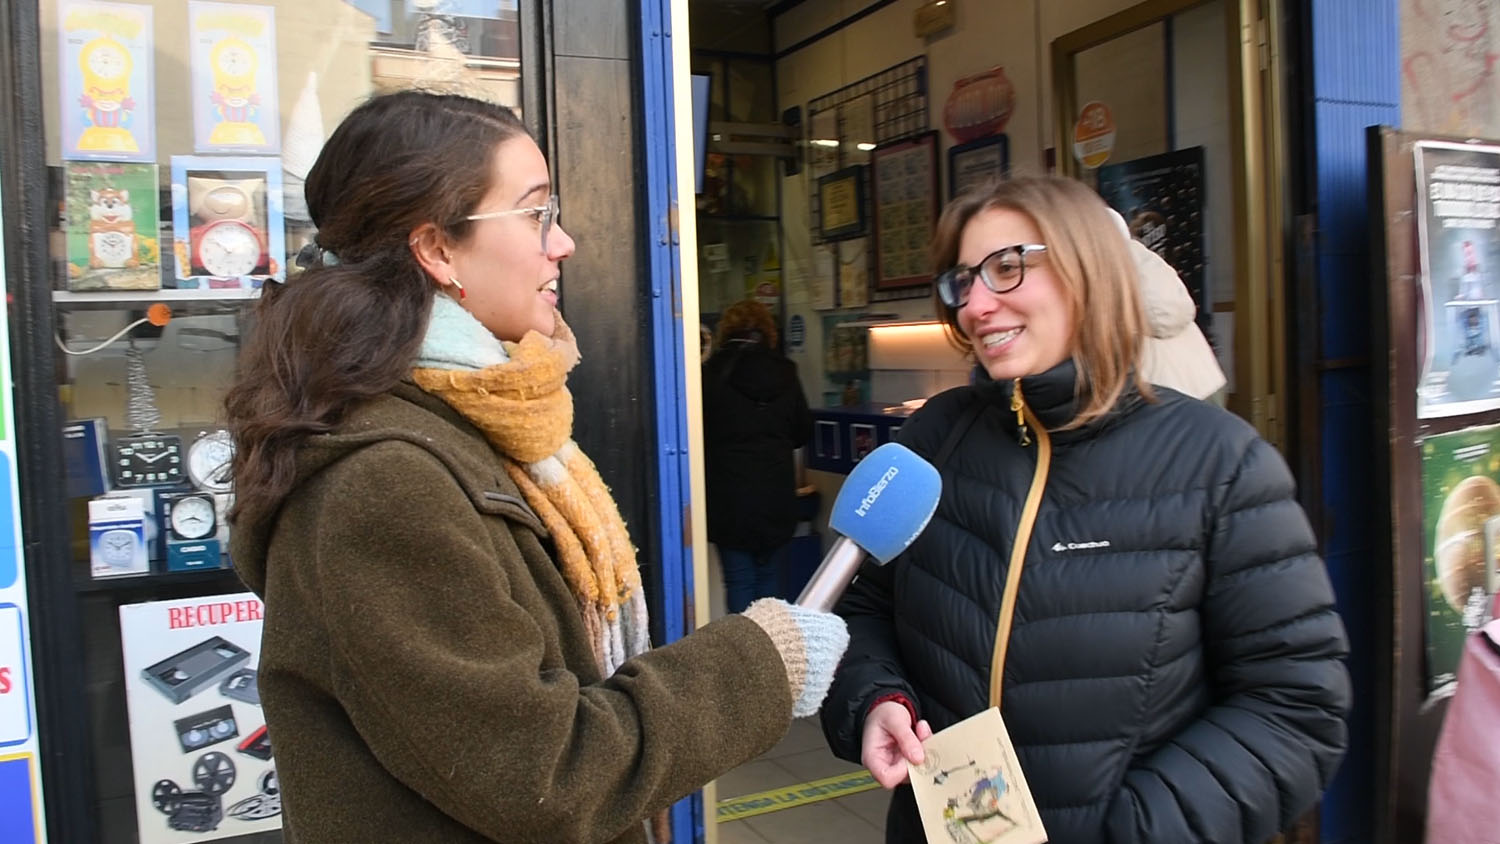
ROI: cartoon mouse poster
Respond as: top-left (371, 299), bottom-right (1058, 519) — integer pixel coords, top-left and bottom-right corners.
top-left (63, 161), bottom-right (161, 291)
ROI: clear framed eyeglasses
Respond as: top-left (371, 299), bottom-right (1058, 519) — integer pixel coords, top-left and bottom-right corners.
top-left (935, 243), bottom-right (1048, 308)
top-left (463, 194), bottom-right (560, 252)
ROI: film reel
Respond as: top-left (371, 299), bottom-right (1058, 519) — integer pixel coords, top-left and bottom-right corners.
top-left (227, 792), bottom-right (281, 821)
top-left (151, 779), bottom-right (182, 815)
top-left (258, 769), bottom-right (278, 796)
top-left (192, 752), bottom-right (237, 795)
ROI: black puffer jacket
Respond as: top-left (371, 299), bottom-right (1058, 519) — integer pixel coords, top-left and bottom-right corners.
top-left (703, 340), bottom-right (813, 551)
top-left (821, 361), bottom-right (1350, 844)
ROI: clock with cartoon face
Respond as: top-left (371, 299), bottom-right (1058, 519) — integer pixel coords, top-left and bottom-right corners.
top-left (216, 43), bottom-right (254, 79)
top-left (191, 220), bottom-right (264, 277)
top-left (92, 230), bottom-right (134, 266)
top-left (86, 42), bottom-right (128, 80)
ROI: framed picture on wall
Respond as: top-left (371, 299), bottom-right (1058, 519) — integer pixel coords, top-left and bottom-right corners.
top-left (948, 134), bottom-right (1010, 200)
top-left (818, 165), bottom-right (867, 240)
top-left (871, 131), bottom-right (939, 289)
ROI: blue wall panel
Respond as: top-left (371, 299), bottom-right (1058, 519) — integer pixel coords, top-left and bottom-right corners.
top-left (1311, 2), bottom-right (1400, 842)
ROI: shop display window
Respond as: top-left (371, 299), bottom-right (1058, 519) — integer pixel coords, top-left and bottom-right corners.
top-left (33, 1), bottom-right (524, 839)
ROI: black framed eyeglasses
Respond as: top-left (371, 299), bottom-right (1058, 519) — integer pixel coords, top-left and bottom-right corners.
top-left (464, 194), bottom-right (560, 252)
top-left (936, 243), bottom-right (1048, 308)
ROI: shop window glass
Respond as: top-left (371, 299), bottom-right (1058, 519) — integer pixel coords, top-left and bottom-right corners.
top-left (34, 1), bottom-right (523, 840)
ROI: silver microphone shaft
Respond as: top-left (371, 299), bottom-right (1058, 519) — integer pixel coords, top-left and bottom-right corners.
top-left (795, 536), bottom-right (868, 612)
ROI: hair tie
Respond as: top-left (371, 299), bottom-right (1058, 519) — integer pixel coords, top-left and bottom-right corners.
top-left (293, 241), bottom-right (341, 269)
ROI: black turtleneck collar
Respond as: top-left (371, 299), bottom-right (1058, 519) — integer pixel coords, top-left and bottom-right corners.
top-left (971, 358), bottom-right (1144, 444)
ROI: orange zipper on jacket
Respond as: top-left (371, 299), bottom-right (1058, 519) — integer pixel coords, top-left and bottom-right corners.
top-left (989, 377), bottom-right (1053, 710)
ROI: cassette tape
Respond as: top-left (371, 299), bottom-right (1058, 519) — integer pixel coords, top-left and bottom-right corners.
top-left (237, 724), bottom-right (272, 761)
top-left (143, 636), bottom-right (252, 705)
top-left (175, 704), bottom-right (239, 753)
top-left (220, 669), bottom-right (260, 706)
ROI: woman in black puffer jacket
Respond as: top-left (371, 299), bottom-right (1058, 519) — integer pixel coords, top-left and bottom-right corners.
top-left (820, 177), bottom-right (1350, 844)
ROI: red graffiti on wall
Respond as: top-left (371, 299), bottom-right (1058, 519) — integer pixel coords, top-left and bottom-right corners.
top-left (1404, 0), bottom-right (1500, 133)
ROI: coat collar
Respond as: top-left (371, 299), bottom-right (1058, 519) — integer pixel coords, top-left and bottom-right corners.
top-left (972, 359), bottom-right (1144, 445)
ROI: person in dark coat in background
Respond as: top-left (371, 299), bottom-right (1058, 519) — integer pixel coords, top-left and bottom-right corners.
top-left (704, 299), bottom-right (814, 613)
top-left (820, 177), bottom-right (1351, 844)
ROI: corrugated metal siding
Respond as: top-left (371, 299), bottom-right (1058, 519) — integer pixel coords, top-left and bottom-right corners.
top-left (1310, 1), bottom-right (1400, 841)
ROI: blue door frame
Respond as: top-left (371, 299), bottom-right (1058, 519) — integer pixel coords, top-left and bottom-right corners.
top-left (637, 1), bottom-right (704, 842)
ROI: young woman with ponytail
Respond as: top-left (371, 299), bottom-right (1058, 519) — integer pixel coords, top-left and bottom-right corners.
top-left (225, 90), bottom-right (847, 844)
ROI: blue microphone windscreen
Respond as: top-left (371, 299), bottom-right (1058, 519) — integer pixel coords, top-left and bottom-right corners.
top-left (829, 442), bottom-right (942, 563)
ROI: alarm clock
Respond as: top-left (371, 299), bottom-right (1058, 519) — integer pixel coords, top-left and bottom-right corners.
top-left (112, 434), bottom-right (185, 487)
top-left (160, 490), bottom-right (221, 571)
top-left (188, 429), bottom-right (234, 493)
top-left (97, 528), bottom-right (141, 569)
top-left (190, 219), bottom-right (266, 277)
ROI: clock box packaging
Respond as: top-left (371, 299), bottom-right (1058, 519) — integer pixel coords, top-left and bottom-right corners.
top-left (104, 488), bottom-right (163, 562)
top-left (169, 154), bottom-right (284, 289)
top-left (159, 489), bottom-right (223, 571)
top-left (62, 417), bottom-right (111, 498)
top-left (89, 495), bottom-right (149, 577)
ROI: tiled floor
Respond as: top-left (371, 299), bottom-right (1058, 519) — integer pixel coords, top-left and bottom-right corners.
top-left (704, 547), bottom-right (888, 842)
top-left (714, 716), bottom-right (888, 843)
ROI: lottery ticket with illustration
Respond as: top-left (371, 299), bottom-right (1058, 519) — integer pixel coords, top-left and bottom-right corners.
top-left (907, 707), bottom-right (1047, 844)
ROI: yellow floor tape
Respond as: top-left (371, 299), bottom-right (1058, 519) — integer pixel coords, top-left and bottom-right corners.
top-left (715, 770), bottom-right (880, 822)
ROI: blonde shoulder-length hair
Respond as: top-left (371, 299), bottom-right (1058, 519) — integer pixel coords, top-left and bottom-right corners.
top-left (931, 176), bottom-right (1154, 429)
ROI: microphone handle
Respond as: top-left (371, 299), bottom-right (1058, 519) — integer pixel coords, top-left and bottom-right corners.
top-left (795, 535), bottom-right (868, 612)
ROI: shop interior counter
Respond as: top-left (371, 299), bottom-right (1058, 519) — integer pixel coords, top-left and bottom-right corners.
top-left (807, 403), bottom-right (919, 475)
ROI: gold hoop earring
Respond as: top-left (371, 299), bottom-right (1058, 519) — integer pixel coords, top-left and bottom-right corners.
top-left (449, 276), bottom-right (466, 300)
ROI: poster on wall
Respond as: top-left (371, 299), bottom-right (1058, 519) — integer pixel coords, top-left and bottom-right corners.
top-left (871, 132), bottom-right (938, 290)
top-left (808, 107), bottom-right (840, 182)
top-left (822, 316), bottom-right (870, 407)
top-left (63, 162), bottom-right (161, 292)
top-left (1419, 425), bottom-right (1500, 697)
top-left (57, 1), bottom-right (156, 162)
top-left (188, 2), bottom-right (281, 154)
top-left (0, 157), bottom-right (48, 844)
top-left (120, 594), bottom-right (282, 842)
top-left (1097, 147), bottom-right (1210, 340)
top-left (948, 134), bottom-right (1009, 201)
top-left (811, 245), bottom-right (837, 310)
top-left (171, 155), bottom-right (285, 288)
top-left (1414, 140), bottom-right (1500, 419)
top-left (839, 243), bottom-right (869, 309)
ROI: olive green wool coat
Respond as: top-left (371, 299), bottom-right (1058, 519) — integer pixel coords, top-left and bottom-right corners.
top-left (232, 383), bottom-right (793, 843)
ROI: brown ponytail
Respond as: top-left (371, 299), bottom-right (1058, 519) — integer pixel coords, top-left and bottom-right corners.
top-left (224, 91), bottom-right (527, 527)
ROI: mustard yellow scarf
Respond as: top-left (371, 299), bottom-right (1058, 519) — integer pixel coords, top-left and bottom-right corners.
top-left (410, 302), bottom-right (650, 677)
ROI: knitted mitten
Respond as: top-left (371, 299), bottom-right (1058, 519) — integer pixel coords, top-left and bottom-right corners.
top-left (741, 598), bottom-right (850, 718)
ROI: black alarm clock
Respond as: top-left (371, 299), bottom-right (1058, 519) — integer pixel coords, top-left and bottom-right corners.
top-left (112, 434), bottom-right (186, 488)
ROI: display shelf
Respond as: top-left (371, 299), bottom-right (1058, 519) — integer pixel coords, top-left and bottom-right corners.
top-left (52, 288), bottom-right (261, 310)
top-left (75, 564), bottom-right (243, 594)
